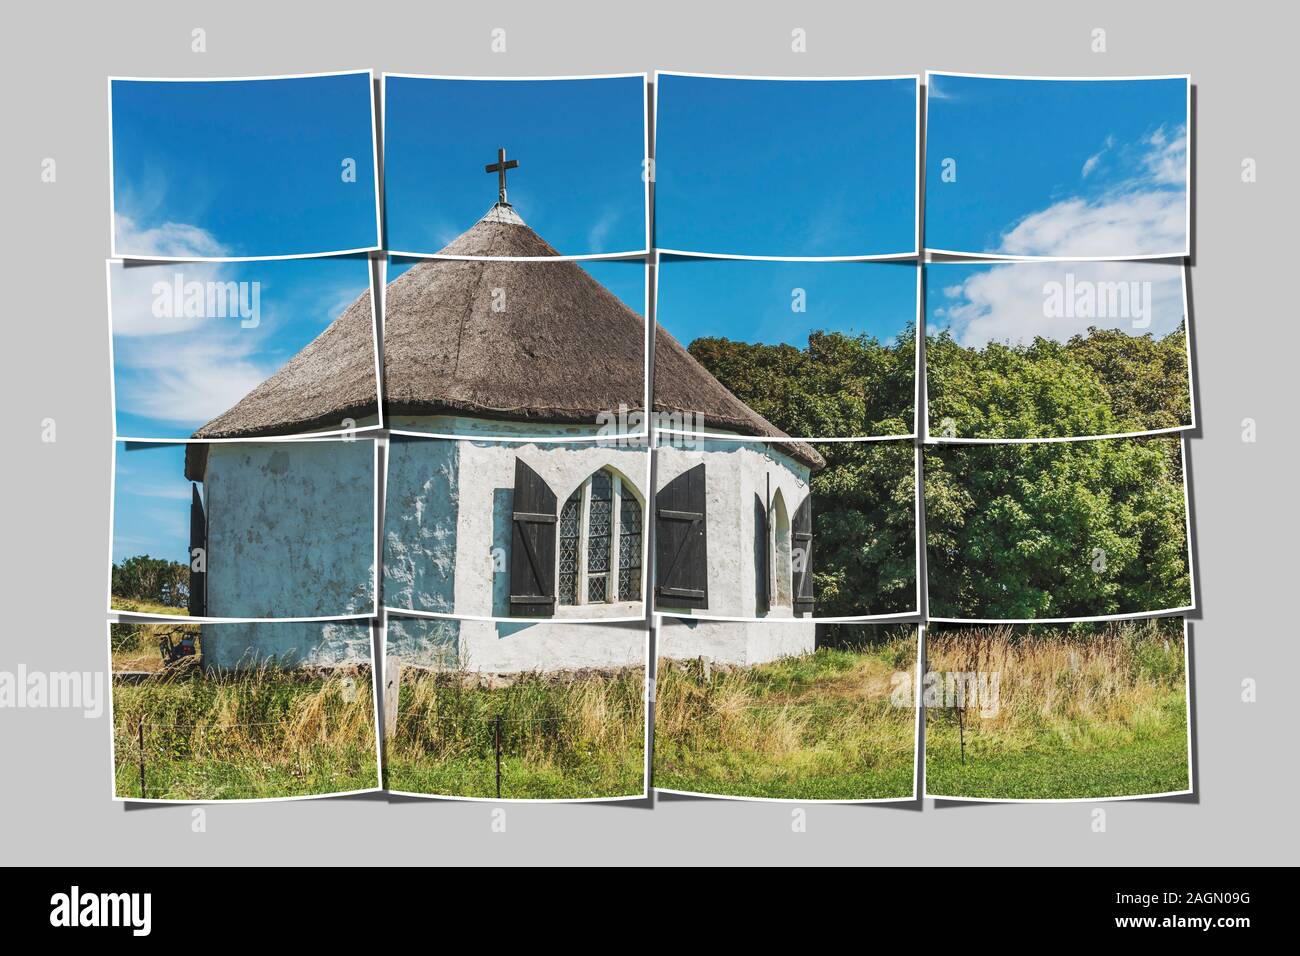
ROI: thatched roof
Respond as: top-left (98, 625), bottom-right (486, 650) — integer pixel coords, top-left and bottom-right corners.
top-left (187, 204), bottom-right (822, 474)
top-left (654, 327), bottom-right (823, 470)
top-left (190, 281), bottom-right (378, 440)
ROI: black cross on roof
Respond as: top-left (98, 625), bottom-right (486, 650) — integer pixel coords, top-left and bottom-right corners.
top-left (485, 147), bottom-right (519, 205)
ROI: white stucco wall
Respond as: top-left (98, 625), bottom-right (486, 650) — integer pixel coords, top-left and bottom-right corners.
top-left (654, 436), bottom-right (814, 623)
top-left (204, 439), bottom-right (376, 618)
top-left (657, 617), bottom-right (815, 667)
top-left (201, 620), bottom-right (373, 670)
top-left (387, 616), bottom-right (647, 674)
top-left (384, 435), bottom-right (650, 621)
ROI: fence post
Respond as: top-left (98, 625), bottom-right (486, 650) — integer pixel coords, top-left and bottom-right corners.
top-left (383, 662), bottom-right (404, 741)
top-left (137, 719), bottom-right (147, 799)
top-left (494, 715), bottom-right (503, 799)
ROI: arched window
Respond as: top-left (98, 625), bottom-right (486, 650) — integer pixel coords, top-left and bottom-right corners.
top-left (558, 468), bottom-right (643, 606)
top-left (769, 489), bottom-right (793, 610)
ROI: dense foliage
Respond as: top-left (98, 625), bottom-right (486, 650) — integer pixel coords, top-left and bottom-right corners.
top-left (689, 325), bottom-right (1190, 620)
top-left (688, 327), bottom-right (915, 439)
top-left (924, 438), bottom-right (1190, 618)
top-left (927, 325), bottom-right (1191, 439)
top-left (111, 555), bottom-right (190, 608)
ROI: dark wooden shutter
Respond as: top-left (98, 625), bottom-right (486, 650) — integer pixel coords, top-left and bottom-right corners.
top-left (793, 495), bottom-right (814, 616)
top-left (509, 459), bottom-right (557, 617)
top-left (188, 483), bottom-right (206, 618)
top-left (754, 493), bottom-right (769, 613)
top-left (654, 463), bottom-right (708, 609)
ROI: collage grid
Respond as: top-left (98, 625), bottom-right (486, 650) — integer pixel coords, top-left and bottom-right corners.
top-left (105, 70), bottom-right (1196, 804)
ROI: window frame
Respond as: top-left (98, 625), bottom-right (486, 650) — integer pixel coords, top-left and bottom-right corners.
top-left (559, 468), bottom-right (643, 607)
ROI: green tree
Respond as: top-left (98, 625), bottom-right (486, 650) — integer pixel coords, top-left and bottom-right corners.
top-left (925, 438), bottom-right (1190, 619)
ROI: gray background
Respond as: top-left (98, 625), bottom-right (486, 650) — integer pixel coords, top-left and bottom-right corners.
top-left (2, 0), bottom-right (1296, 865)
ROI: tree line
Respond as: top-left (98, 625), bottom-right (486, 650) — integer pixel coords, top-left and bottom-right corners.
top-left (689, 325), bottom-right (1191, 620)
top-left (112, 555), bottom-right (190, 609)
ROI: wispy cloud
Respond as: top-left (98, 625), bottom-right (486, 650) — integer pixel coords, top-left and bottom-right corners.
top-left (116, 336), bottom-right (272, 425)
top-left (997, 126), bottom-right (1187, 257)
top-left (115, 212), bottom-right (228, 259)
top-left (1081, 134), bottom-right (1116, 178)
top-left (110, 258), bottom-right (226, 336)
top-left (587, 205), bottom-right (620, 252)
top-left (935, 260), bottom-right (1185, 348)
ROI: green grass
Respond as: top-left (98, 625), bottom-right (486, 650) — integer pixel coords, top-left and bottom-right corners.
top-left (386, 668), bottom-right (646, 799)
top-left (924, 621), bottom-right (1190, 799)
top-left (112, 663), bottom-right (378, 800)
top-left (112, 596), bottom-right (188, 617)
top-left (654, 636), bottom-right (918, 800)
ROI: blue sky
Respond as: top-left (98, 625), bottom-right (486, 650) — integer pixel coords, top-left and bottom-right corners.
top-left (388, 257), bottom-right (645, 313)
top-left (384, 76), bottom-right (647, 255)
top-left (658, 257), bottom-right (914, 349)
top-left (927, 260), bottom-right (1186, 348)
top-left (113, 443), bottom-right (191, 564)
top-left (925, 75), bottom-right (1188, 257)
top-left (111, 257), bottom-right (374, 439)
top-left (654, 75), bottom-right (917, 257)
top-left (111, 73), bottom-right (378, 258)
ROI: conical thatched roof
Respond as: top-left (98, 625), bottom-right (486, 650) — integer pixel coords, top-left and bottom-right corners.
top-left (188, 204), bottom-right (822, 473)
top-left (190, 281), bottom-right (378, 439)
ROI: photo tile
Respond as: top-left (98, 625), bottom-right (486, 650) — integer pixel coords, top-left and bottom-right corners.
top-left (111, 439), bottom-right (378, 621)
top-left (109, 72), bottom-right (381, 260)
top-left (107, 619), bottom-right (381, 802)
top-left (109, 256), bottom-right (381, 442)
top-left (654, 618), bottom-right (918, 801)
top-left (925, 260), bottom-right (1193, 441)
top-left (654, 73), bottom-right (919, 259)
top-left (923, 617), bottom-right (1192, 802)
top-left (652, 434), bottom-right (919, 622)
top-left (383, 256), bottom-right (647, 440)
top-left (655, 256), bottom-right (917, 440)
top-left (924, 435), bottom-right (1194, 622)
top-left (383, 614), bottom-right (649, 801)
top-left (924, 73), bottom-right (1190, 260)
top-left (383, 74), bottom-right (648, 259)
top-left (383, 435), bottom-right (651, 624)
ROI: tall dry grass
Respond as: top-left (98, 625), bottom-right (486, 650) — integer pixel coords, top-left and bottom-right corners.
top-left (654, 634), bottom-right (918, 798)
top-left (925, 619), bottom-right (1186, 744)
top-left (112, 662), bottom-right (378, 798)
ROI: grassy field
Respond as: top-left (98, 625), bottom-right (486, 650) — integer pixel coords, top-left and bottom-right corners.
top-left (925, 620), bottom-right (1190, 800)
top-left (111, 648), bottom-right (379, 800)
top-left (387, 667), bottom-right (646, 799)
top-left (111, 596), bottom-right (188, 617)
top-left (654, 633), bottom-right (918, 800)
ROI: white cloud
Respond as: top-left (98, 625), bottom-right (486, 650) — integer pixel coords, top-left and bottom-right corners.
top-left (997, 126), bottom-right (1187, 257)
top-left (115, 212), bottom-right (228, 258)
top-left (935, 260), bottom-right (1186, 349)
top-left (1142, 125), bottom-right (1188, 186)
top-left (109, 260), bottom-right (226, 336)
top-left (1080, 135), bottom-right (1115, 178)
top-left (998, 191), bottom-right (1186, 258)
top-left (116, 336), bottom-right (272, 425)
top-left (587, 205), bottom-right (620, 251)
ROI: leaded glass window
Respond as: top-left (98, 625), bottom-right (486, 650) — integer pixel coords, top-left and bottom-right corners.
top-left (555, 468), bottom-right (644, 607)
top-left (618, 491), bottom-right (642, 601)
top-left (558, 491), bottom-right (581, 606)
top-left (586, 471), bottom-right (612, 602)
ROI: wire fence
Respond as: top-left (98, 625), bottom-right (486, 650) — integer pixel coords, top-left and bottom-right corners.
top-left (113, 717), bottom-right (377, 799)
top-left (390, 707), bottom-right (644, 799)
